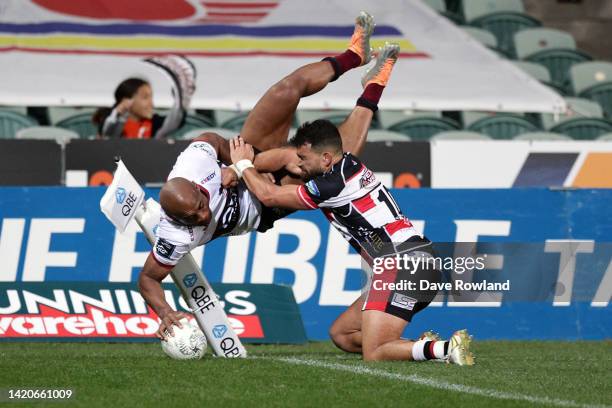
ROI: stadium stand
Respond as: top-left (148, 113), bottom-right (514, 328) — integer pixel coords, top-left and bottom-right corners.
top-left (513, 131), bottom-right (571, 141)
top-left (468, 115), bottom-right (539, 139)
top-left (15, 126), bottom-right (79, 144)
top-left (0, 110), bottom-right (38, 138)
top-left (431, 130), bottom-right (491, 140)
top-left (570, 61), bottom-right (612, 118)
top-left (168, 114), bottom-right (216, 139)
top-left (55, 113), bottom-right (98, 139)
top-left (388, 117), bottom-right (460, 140)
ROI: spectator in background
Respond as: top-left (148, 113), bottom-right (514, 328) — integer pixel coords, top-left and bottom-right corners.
top-left (93, 55), bottom-right (197, 139)
top-left (93, 77), bottom-right (185, 139)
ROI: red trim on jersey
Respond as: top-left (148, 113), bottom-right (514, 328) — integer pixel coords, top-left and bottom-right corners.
top-left (321, 208), bottom-right (334, 221)
top-left (384, 218), bottom-right (414, 235)
top-left (429, 341), bottom-right (437, 358)
top-left (150, 250), bottom-right (174, 269)
top-left (297, 185), bottom-right (317, 209)
top-left (345, 164), bottom-right (365, 183)
top-left (352, 193), bottom-right (376, 213)
top-left (195, 184), bottom-right (210, 199)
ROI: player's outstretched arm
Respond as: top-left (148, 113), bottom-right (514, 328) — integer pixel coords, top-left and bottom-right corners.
top-left (230, 137), bottom-right (310, 210)
top-left (138, 253), bottom-right (189, 340)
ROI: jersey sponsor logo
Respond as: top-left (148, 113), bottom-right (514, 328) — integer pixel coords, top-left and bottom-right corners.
top-left (390, 293), bottom-right (417, 311)
top-left (200, 171), bottom-right (215, 184)
top-left (213, 188), bottom-right (241, 238)
top-left (191, 142), bottom-right (216, 158)
top-left (305, 180), bottom-right (320, 196)
top-left (155, 238), bottom-right (176, 259)
top-left (359, 169), bottom-right (376, 188)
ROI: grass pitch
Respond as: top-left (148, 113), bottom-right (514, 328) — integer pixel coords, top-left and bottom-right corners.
top-left (1, 341), bottom-right (611, 407)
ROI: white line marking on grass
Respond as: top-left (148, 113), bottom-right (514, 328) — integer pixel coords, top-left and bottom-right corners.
top-left (268, 357), bottom-right (609, 408)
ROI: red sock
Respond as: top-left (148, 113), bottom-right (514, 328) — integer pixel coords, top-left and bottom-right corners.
top-left (323, 50), bottom-right (361, 81)
top-left (357, 83), bottom-right (385, 112)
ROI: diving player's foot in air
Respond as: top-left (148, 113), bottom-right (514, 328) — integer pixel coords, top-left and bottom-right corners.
top-left (324, 11), bottom-right (375, 81)
top-left (362, 42), bottom-right (400, 88)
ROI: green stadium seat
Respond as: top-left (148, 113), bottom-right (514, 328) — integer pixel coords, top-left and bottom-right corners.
top-left (462, 26), bottom-right (508, 57)
top-left (512, 61), bottom-right (568, 95)
top-left (0, 110), bottom-right (38, 138)
top-left (540, 98), bottom-right (603, 130)
top-left (365, 130), bottom-right (411, 142)
top-left (463, 0), bottom-right (540, 56)
top-left (431, 130), bottom-right (491, 140)
top-left (550, 118), bottom-right (612, 140)
top-left (296, 110), bottom-right (352, 127)
top-left (514, 132), bottom-right (571, 141)
top-left (597, 133), bottom-right (612, 141)
top-left (179, 127), bottom-right (237, 140)
top-left (169, 114), bottom-right (216, 138)
top-left (220, 112), bottom-right (250, 132)
top-left (378, 110), bottom-right (442, 129)
top-left (570, 62), bottom-right (612, 118)
top-left (525, 49), bottom-right (592, 91)
top-left (514, 28), bottom-right (577, 59)
top-left (49, 107), bottom-right (96, 125)
top-left (15, 126), bottom-right (79, 144)
top-left (468, 115), bottom-right (539, 139)
top-left (388, 117), bottom-right (460, 140)
top-left (55, 113), bottom-right (97, 138)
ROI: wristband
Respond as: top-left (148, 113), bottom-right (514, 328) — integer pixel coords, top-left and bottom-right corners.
top-left (228, 164), bottom-right (242, 179)
top-left (235, 159), bottom-right (254, 176)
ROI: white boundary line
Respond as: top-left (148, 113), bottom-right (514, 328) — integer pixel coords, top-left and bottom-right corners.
top-left (265, 356), bottom-right (609, 408)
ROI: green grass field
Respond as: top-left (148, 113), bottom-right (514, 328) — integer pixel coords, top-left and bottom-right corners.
top-left (1, 341), bottom-right (611, 407)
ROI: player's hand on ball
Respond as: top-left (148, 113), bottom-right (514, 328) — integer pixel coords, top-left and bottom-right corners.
top-left (221, 167), bottom-right (239, 188)
top-left (230, 137), bottom-right (255, 163)
top-left (157, 309), bottom-right (189, 341)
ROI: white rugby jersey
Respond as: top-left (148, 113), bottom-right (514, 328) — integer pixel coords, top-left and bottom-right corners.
top-left (296, 153), bottom-right (421, 257)
top-left (152, 141), bottom-right (262, 267)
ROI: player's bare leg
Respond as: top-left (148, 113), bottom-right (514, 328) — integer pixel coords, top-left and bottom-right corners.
top-left (329, 294), bottom-right (366, 353)
top-left (241, 11), bottom-right (375, 152)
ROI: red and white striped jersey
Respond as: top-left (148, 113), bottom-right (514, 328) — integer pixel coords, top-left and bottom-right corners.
top-left (296, 153), bottom-right (421, 257)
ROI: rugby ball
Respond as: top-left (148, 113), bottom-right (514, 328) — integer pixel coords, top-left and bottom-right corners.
top-left (161, 318), bottom-right (207, 360)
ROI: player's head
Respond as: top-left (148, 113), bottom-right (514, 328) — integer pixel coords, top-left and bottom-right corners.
top-left (159, 177), bottom-right (212, 227)
top-left (289, 119), bottom-right (343, 180)
top-left (114, 77), bottom-right (154, 120)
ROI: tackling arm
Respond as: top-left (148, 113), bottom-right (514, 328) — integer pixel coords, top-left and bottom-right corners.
top-left (240, 168), bottom-right (311, 210)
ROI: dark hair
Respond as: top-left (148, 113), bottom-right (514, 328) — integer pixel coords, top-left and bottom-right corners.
top-left (289, 119), bottom-right (342, 152)
top-left (92, 77), bottom-right (149, 135)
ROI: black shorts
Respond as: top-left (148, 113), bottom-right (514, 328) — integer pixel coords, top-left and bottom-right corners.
top-left (363, 239), bottom-right (441, 322)
top-left (257, 205), bottom-right (295, 232)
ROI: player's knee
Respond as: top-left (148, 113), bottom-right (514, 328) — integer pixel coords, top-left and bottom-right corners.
top-left (329, 326), bottom-right (353, 353)
top-left (271, 76), bottom-right (305, 101)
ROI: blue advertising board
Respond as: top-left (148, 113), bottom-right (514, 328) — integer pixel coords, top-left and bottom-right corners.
top-left (0, 187), bottom-right (611, 340)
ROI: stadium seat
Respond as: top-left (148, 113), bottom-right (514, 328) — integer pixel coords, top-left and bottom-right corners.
top-left (431, 130), bottom-right (491, 140)
top-left (169, 114), bottom-right (216, 138)
top-left (178, 127), bottom-right (237, 140)
top-left (220, 112), bottom-right (250, 131)
top-left (15, 126), bottom-right (79, 144)
top-left (388, 117), bottom-right (460, 140)
top-left (514, 132), bottom-right (571, 141)
top-left (550, 118), bottom-right (612, 140)
top-left (365, 130), bottom-right (411, 142)
top-left (512, 61), bottom-right (567, 95)
top-left (540, 98), bottom-right (603, 129)
top-left (468, 115), bottom-right (539, 139)
top-left (296, 110), bottom-right (353, 127)
top-left (525, 50), bottom-right (592, 92)
top-left (461, 27), bottom-right (508, 57)
top-left (55, 113), bottom-right (98, 139)
top-left (570, 62), bottom-right (612, 118)
top-left (597, 133), bottom-right (612, 141)
top-left (514, 28), bottom-right (577, 60)
top-left (378, 110), bottom-right (442, 129)
top-left (48, 107), bottom-right (96, 125)
top-left (462, 0), bottom-right (540, 56)
top-left (0, 110), bottom-right (38, 138)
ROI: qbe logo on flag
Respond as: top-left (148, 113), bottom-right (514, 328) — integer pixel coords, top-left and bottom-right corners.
top-left (213, 324), bottom-right (228, 339)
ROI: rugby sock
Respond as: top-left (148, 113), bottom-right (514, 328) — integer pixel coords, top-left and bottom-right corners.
top-left (323, 50), bottom-right (362, 82)
top-left (412, 340), bottom-right (450, 361)
top-left (356, 83), bottom-right (385, 112)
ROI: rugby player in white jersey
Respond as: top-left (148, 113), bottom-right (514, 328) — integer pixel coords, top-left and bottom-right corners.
top-left (139, 12), bottom-right (385, 337)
